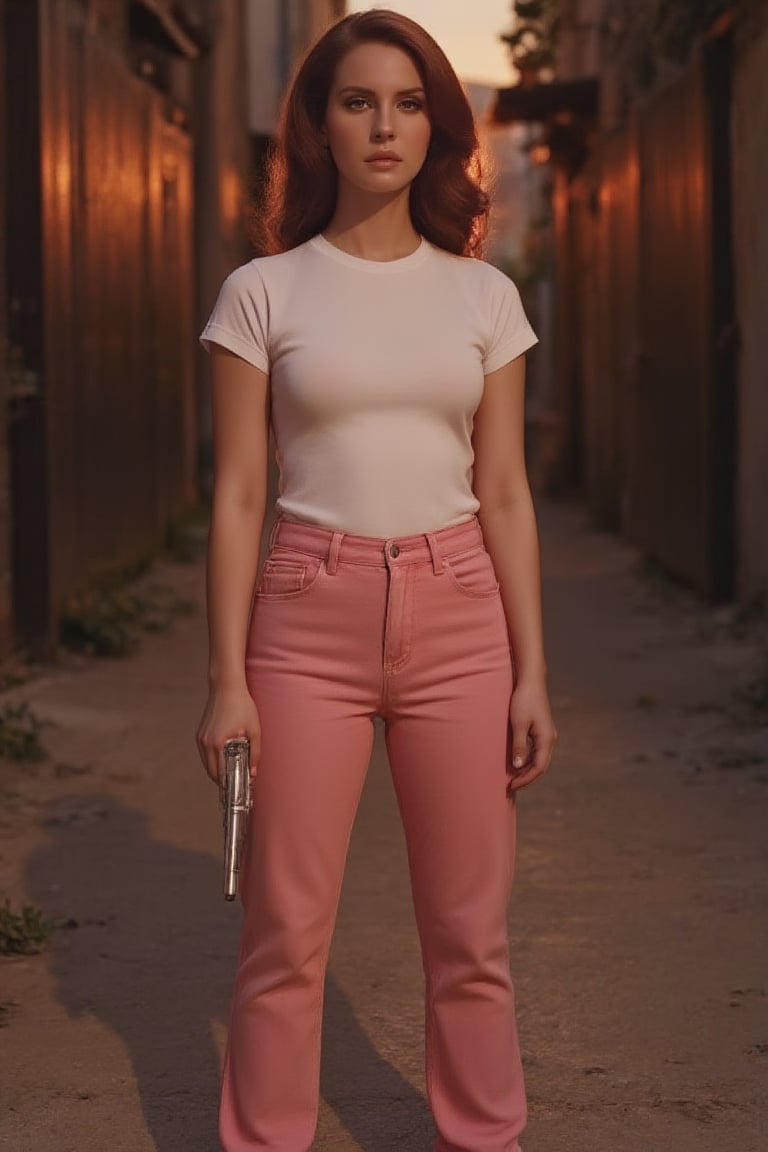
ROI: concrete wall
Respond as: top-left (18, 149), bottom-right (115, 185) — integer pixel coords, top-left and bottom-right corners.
top-left (732, 1), bottom-right (768, 601)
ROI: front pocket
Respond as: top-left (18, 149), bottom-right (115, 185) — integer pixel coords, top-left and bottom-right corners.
top-left (443, 546), bottom-right (500, 598)
top-left (255, 553), bottom-right (324, 599)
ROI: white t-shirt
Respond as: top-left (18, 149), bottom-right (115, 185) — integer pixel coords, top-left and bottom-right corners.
top-left (200, 232), bottom-right (538, 538)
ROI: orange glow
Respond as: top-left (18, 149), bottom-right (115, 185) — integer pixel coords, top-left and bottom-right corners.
top-left (529, 143), bottom-right (551, 167)
top-left (219, 165), bottom-right (243, 229)
top-left (54, 147), bottom-right (71, 201)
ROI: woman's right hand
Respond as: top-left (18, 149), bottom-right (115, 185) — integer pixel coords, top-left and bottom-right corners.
top-left (196, 683), bottom-right (262, 785)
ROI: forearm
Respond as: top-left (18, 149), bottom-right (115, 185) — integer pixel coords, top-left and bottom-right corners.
top-left (206, 491), bottom-right (266, 689)
top-left (478, 493), bottom-right (547, 684)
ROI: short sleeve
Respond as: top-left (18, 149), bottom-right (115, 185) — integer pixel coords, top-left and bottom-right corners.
top-left (199, 264), bottom-right (270, 373)
top-left (482, 270), bottom-right (538, 375)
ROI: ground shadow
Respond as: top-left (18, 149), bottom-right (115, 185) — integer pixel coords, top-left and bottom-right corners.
top-left (25, 792), bottom-right (431, 1151)
top-left (25, 793), bottom-right (234, 1150)
top-left (321, 974), bottom-right (433, 1151)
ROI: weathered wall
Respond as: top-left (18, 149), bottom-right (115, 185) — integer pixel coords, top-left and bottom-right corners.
top-left (3, 0), bottom-right (199, 652)
top-left (0, 0), bottom-right (11, 656)
top-left (193, 0), bottom-right (251, 475)
top-left (732, 2), bottom-right (768, 602)
top-left (41, 2), bottom-right (198, 599)
top-left (553, 32), bottom-right (738, 599)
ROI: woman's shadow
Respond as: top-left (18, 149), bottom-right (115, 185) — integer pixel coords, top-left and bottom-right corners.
top-left (25, 792), bottom-right (430, 1151)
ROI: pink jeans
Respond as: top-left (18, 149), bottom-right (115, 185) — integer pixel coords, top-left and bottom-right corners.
top-left (219, 513), bottom-right (526, 1152)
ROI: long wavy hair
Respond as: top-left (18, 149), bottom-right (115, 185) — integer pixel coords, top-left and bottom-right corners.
top-left (253, 9), bottom-right (491, 258)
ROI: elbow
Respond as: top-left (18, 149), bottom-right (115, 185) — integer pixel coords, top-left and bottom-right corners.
top-left (212, 476), bottom-right (267, 518)
top-left (475, 481), bottom-right (532, 520)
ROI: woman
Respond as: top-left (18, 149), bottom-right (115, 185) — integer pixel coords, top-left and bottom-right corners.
top-left (198, 10), bottom-right (556, 1152)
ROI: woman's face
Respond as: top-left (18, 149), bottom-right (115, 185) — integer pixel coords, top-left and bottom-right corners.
top-left (323, 42), bottom-right (431, 197)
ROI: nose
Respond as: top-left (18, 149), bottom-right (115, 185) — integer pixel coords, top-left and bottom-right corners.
top-left (371, 106), bottom-right (395, 141)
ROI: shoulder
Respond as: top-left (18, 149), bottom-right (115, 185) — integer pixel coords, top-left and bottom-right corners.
top-left (428, 246), bottom-right (521, 296)
top-left (220, 243), bottom-right (311, 294)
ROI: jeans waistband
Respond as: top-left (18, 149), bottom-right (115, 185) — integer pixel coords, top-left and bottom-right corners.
top-left (267, 515), bottom-right (484, 575)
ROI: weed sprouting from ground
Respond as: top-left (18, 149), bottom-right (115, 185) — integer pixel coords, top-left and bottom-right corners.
top-left (0, 900), bottom-right (53, 955)
top-left (59, 584), bottom-right (195, 658)
top-left (0, 703), bottom-right (47, 761)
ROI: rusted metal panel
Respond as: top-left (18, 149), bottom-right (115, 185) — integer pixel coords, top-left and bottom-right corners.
top-left (72, 27), bottom-right (157, 580)
top-left (0, 0), bottom-right (11, 656)
top-left (7, 0), bottom-right (197, 649)
top-left (596, 127), bottom-right (640, 533)
top-left (572, 125), bottom-right (642, 533)
top-left (566, 133), bottom-right (637, 534)
top-left (59, 20), bottom-right (196, 591)
top-left (6, 0), bottom-right (51, 650)
top-left (629, 36), bottom-right (735, 598)
top-left (148, 111), bottom-right (196, 536)
top-left (41, 0), bottom-right (80, 612)
top-left (553, 29), bottom-right (736, 596)
top-left (551, 165), bottom-right (584, 492)
top-left (732, 3), bottom-right (768, 599)
top-left (569, 153), bottom-right (629, 530)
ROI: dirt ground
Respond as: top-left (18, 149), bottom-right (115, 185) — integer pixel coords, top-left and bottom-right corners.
top-left (1, 498), bottom-right (767, 1152)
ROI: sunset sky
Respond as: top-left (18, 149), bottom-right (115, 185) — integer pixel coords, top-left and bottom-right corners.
top-left (346, 0), bottom-right (517, 87)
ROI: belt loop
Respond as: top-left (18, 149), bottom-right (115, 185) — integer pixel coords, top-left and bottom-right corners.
top-left (426, 531), bottom-right (444, 574)
top-left (267, 516), bottom-right (281, 550)
top-left (326, 531), bottom-right (344, 575)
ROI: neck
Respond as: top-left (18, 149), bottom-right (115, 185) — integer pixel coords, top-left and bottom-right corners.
top-left (323, 186), bottom-right (421, 261)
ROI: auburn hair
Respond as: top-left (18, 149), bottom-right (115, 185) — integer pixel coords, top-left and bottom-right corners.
top-left (253, 9), bottom-right (491, 259)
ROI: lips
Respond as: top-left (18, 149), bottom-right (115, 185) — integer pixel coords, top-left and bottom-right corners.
top-left (365, 152), bottom-right (402, 162)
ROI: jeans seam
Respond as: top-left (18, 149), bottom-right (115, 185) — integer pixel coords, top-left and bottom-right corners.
top-left (308, 761), bottom-right (371, 1111)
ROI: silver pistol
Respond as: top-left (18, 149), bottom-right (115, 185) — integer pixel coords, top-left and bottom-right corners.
top-left (219, 737), bottom-right (252, 901)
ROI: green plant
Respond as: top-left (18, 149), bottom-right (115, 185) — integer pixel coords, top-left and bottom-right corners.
top-left (0, 702), bottom-right (47, 761)
top-left (59, 580), bottom-right (195, 658)
top-left (653, 0), bottom-right (732, 63)
top-left (500, 0), bottom-right (561, 74)
top-left (59, 588), bottom-right (148, 656)
top-left (0, 899), bottom-right (52, 955)
top-left (618, 0), bottom-right (736, 94)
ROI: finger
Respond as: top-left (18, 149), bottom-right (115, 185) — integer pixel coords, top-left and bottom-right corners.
top-left (529, 734), bottom-right (555, 776)
top-left (506, 762), bottom-right (546, 793)
top-left (207, 742), bottom-right (221, 785)
top-left (509, 726), bottom-right (532, 771)
top-left (507, 733), bottom-right (555, 792)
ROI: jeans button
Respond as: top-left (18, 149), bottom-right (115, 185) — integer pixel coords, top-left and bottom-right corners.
top-left (389, 544), bottom-right (400, 558)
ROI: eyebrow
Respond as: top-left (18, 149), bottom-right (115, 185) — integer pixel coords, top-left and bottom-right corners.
top-left (338, 86), bottom-right (426, 96)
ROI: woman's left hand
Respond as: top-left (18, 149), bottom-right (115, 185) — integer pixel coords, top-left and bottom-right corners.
top-left (506, 678), bottom-right (557, 794)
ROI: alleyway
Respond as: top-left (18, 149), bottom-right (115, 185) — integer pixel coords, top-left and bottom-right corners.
top-left (1, 499), bottom-right (766, 1152)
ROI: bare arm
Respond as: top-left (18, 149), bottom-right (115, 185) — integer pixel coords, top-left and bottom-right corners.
top-left (197, 345), bottom-right (270, 781)
top-left (472, 354), bottom-right (557, 788)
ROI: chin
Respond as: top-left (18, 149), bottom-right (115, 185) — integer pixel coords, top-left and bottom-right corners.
top-left (352, 168), bottom-right (415, 195)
